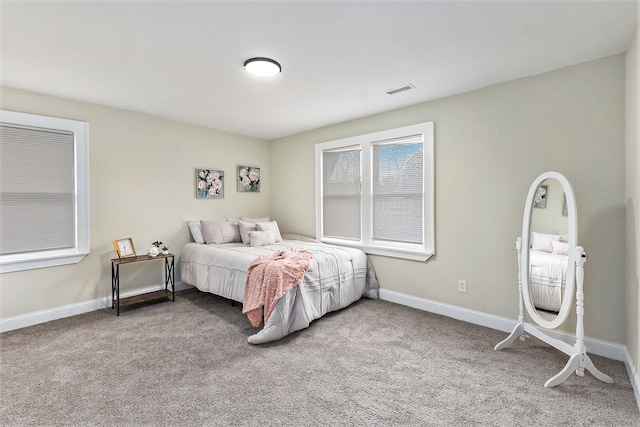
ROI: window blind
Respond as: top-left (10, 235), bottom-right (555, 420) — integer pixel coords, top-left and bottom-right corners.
top-left (372, 137), bottom-right (423, 244)
top-left (322, 147), bottom-right (361, 240)
top-left (0, 124), bottom-right (76, 255)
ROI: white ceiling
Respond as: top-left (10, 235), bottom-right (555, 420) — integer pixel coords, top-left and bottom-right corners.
top-left (1, 0), bottom-right (636, 140)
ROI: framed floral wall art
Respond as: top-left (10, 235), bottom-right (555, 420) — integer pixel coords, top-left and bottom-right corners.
top-left (196, 169), bottom-right (224, 199)
top-left (237, 165), bottom-right (260, 192)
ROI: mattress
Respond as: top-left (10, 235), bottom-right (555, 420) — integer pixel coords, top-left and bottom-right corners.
top-left (180, 238), bottom-right (379, 343)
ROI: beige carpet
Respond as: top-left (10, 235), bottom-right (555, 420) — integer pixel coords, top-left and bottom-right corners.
top-left (1, 288), bottom-right (638, 426)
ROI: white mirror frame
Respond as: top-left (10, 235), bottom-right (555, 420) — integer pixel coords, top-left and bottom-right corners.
top-left (495, 171), bottom-right (613, 387)
top-left (521, 171), bottom-right (577, 330)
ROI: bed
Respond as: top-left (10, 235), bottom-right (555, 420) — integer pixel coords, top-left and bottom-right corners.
top-left (528, 232), bottom-right (569, 312)
top-left (180, 218), bottom-right (379, 344)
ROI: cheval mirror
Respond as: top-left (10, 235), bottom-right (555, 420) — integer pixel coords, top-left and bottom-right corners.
top-left (494, 171), bottom-right (613, 387)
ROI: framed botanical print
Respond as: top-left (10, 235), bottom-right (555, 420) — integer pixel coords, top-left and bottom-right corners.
top-left (534, 185), bottom-right (547, 208)
top-left (197, 169), bottom-right (224, 199)
top-left (237, 165), bottom-right (260, 192)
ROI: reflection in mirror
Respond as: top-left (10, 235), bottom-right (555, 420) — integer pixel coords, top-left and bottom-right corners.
top-left (528, 178), bottom-right (569, 323)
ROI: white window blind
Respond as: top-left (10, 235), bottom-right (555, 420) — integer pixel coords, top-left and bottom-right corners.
top-left (0, 110), bottom-right (89, 273)
top-left (1, 125), bottom-right (76, 255)
top-left (372, 137), bottom-right (423, 244)
top-left (322, 147), bottom-right (361, 240)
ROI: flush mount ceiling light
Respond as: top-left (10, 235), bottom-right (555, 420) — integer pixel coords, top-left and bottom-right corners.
top-left (244, 57), bottom-right (281, 78)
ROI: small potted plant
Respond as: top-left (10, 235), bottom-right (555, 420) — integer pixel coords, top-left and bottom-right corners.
top-left (161, 245), bottom-right (169, 255)
top-left (149, 241), bottom-right (163, 257)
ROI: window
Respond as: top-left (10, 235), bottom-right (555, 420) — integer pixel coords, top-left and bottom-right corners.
top-left (316, 122), bottom-right (434, 261)
top-left (0, 110), bottom-right (89, 273)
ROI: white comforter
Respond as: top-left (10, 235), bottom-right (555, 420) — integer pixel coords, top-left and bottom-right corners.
top-left (180, 238), bottom-right (379, 344)
top-left (529, 250), bottom-right (568, 312)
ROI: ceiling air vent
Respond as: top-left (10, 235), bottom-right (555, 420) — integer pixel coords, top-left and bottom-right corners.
top-left (385, 83), bottom-right (416, 95)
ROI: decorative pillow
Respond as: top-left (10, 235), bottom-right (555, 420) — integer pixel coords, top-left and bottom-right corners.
top-left (239, 216), bottom-right (271, 224)
top-left (187, 220), bottom-right (205, 244)
top-left (238, 220), bottom-right (258, 244)
top-left (551, 240), bottom-right (569, 256)
top-left (249, 230), bottom-right (275, 247)
top-left (256, 221), bottom-right (282, 243)
top-left (531, 232), bottom-right (560, 253)
top-left (200, 219), bottom-right (241, 244)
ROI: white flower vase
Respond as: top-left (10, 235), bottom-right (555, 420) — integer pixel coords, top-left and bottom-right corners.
top-left (162, 250), bottom-right (169, 255)
top-left (148, 247), bottom-right (159, 257)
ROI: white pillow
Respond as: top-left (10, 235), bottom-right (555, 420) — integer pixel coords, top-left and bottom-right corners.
top-left (187, 220), bottom-right (205, 244)
top-left (551, 240), bottom-right (569, 256)
top-left (531, 232), bottom-right (560, 253)
top-left (238, 220), bottom-right (257, 244)
top-left (256, 221), bottom-right (282, 243)
top-left (249, 230), bottom-right (275, 247)
top-left (200, 219), bottom-right (241, 244)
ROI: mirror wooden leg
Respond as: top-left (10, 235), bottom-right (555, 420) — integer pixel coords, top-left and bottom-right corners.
top-left (544, 347), bottom-right (614, 388)
top-left (545, 353), bottom-right (580, 388)
top-left (544, 248), bottom-right (613, 387)
top-left (494, 321), bottom-right (524, 350)
top-left (495, 238), bottom-right (526, 351)
top-left (581, 352), bottom-right (614, 384)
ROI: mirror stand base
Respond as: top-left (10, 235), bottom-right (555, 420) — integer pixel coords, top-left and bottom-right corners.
top-left (493, 318), bottom-right (525, 351)
top-left (544, 346), bottom-right (614, 388)
top-left (495, 321), bottom-right (614, 387)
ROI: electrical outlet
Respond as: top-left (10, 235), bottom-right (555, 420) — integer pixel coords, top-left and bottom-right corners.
top-left (457, 279), bottom-right (467, 293)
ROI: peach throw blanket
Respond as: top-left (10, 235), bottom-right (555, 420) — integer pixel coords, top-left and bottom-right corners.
top-left (242, 248), bottom-right (313, 327)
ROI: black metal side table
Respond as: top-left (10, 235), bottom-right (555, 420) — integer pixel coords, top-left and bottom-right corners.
top-left (110, 253), bottom-right (175, 315)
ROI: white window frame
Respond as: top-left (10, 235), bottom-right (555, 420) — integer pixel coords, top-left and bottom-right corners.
top-left (315, 122), bottom-right (434, 261)
top-left (0, 110), bottom-right (90, 273)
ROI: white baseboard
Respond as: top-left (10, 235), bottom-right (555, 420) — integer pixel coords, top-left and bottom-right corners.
top-left (0, 281), bottom-right (190, 333)
top-left (625, 348), bottom-right (640, 411)
top-left (1, 285), bottom-right (629, 362)
top-left (378, 288), bottom-right (627, 362)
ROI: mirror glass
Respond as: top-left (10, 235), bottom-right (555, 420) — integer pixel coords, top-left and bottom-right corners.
top-left (521, 172), bottom-right (577, 329)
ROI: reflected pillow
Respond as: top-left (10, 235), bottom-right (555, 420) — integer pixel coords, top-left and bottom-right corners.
top-left (249, 230), bottom-right (275, 247)
top-left (551, 240), bottom-right (569, 256)
top-left (256, 221), bottom-right (282, 243)
top-left (531, 232), bottom-right (560, 253)
top-left (201, 219), bottom-right (241, 244)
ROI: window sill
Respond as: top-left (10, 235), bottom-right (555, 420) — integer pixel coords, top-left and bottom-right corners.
top-left (0, 251), bottom-right (89, 273)
top-left (320, 237), bottom-right (433, 262)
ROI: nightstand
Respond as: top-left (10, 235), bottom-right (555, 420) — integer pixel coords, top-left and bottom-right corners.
top-left (110, 253), bottom-right (175, 315)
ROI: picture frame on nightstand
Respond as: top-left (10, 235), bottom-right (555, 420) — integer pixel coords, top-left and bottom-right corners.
top-left (113, 237), bottom-right (136, 259)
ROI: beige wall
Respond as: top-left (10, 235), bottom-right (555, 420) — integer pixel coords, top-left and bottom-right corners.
top-left (0, 54), bottom-right (630, 347)
top-left (625, 0), bottom-right (640, 394)
top-left (0, 87), bottom-right (270, 318)
top-left (271, 55), bottom-right (627, 344)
